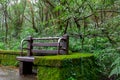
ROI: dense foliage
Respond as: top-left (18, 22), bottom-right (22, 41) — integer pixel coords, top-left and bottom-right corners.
top-left (0, 0), bottom-right (120, 79)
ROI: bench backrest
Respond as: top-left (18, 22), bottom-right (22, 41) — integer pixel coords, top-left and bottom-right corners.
top-left (20, 34), bottom-right (69, 56)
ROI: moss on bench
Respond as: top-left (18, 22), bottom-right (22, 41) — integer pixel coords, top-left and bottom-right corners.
top-left (34, 53), bottom-right (99, 80)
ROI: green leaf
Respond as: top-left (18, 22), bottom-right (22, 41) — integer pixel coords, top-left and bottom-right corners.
top-left (111, 57), bottom-right (120, 67)
top-left (109, 66), bottom-right (120, 77)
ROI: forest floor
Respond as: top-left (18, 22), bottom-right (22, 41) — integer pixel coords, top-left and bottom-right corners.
top-left (0, 65), bottom-right (37, 80)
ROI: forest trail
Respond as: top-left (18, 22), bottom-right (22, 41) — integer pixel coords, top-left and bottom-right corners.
top-left (0, 66), bottom-right (36, 80)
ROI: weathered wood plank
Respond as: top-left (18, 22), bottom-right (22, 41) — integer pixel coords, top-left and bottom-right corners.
top-left (32, 50), bottom-right (65, 54)
top-left (32, 37), bottom-right (60, 40)
top-left (32, 42), bottom-right (61, 47)
top-left (16, 56), bottom-right (34, 62)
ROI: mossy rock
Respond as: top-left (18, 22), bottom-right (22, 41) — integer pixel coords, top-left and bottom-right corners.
top-left (34, 53), bottom-right (99, 80)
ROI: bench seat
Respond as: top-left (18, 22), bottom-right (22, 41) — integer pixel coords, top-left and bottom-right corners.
top-left (16, 56), bottom-right (34, 62)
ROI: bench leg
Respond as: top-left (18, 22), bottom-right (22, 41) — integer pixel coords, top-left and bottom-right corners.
top-left (19, 61), bottom-right (33, 75)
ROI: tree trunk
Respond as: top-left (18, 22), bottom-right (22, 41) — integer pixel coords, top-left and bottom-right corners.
top-left (4, 3), bottom-right (8, 43)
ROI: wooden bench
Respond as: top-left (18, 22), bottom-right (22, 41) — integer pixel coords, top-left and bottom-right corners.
top-left (16, 34), bottom-right (69, 75)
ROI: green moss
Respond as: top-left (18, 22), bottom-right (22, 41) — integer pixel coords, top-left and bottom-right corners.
top-left (34, 53), bottom-right (93, 67)
top-left (0, 50), bottom-right (27, 55)
top-left (0, 50), bottom-right (24, 66)
top-left (34, 53), bottom-right (99, 80)
top-left (37, 67), bottom-right (60, 80)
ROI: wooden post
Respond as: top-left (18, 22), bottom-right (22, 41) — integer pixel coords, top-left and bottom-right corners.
top-left (62, 34), bottom-right (69, 54)
top-left (28, 36), bottom-right (33, 56)
top-left (19, 61), bottom-right (33, 75)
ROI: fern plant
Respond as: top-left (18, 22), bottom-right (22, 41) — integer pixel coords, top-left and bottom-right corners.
top-left (109, 57), bottom-right (120, 78)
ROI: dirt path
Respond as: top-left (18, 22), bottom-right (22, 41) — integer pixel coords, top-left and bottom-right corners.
top-left (0, 66), bottom-right (37, 80)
